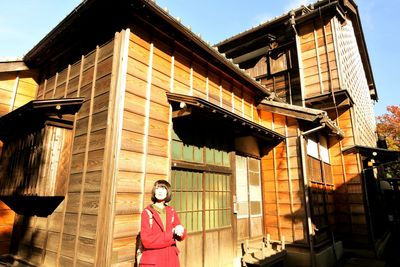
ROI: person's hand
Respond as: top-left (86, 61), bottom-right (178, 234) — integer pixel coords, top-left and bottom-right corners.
top-left (173, 225), bottom-right (184, 237)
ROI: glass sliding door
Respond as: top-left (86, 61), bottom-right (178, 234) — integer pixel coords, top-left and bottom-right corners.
top-left (235, 155), bottom-right (263, 240)
top-left (170, 124), bottom-right (233, 267)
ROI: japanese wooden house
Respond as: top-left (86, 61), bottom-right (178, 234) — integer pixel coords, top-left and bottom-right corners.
top-left (0, 0), bottom-right (394, 266)
top-left (217, 0), bottom-right (399, 265)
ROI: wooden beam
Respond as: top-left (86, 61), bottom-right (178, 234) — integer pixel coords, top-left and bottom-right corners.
top-left (0, 61), bottom-right (29, 73)
top-left (172, 107), bottom-right (192, 118)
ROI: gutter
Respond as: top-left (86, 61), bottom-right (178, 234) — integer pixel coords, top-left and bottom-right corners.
top-left (258, 100), bottom-right (344, 139)
top-left (216, 1), bottom-right (339, 49)
top-left (24, 0), bottom-right (92, 62)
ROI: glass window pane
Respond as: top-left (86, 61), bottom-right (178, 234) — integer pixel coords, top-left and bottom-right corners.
top-left (319, 135), bottom-right (330, 164)
top-left (249, 172), bottom-right (260, 186)
top-left (174, 192), bottom-right (181, 211)
top-left (206, 147), bottom-right (214, 164)
top-left (192, 211), bottom-right (198, 232)
top-left (210, 192), bottom-right (214, 210)
top-left (187, 213), bottom-right (192, 232)
top-left (307, 137), bottom-right (319, 159)
top-left (183, 192), bottom-right (189, 211)
top-left (223, 151), bottom-right (230, 167)
top-left (171, 171), bottom-right (176, 190)
top-left (210, 210), bottom-right (218, 228)
top-left (191, 192), bottom-right (199, 210)
top-left (187, 192), bottom-right (193, 211)
top-left (194, 146), bottom-right (203, 163)
top-left (250, 201), bottom-right (261, 216)
top-left (198, 192), bottom-right (202, 210)
top-left (218, 174), bottom-right (223, 191)
top-left (175, 171), bottom-right (181, 190)
top-left (198, 211), bottom-right (203, 231)
top-left (227, 210), bottom-right (231, 225)
top-left (248, 158), bottom-right (259, 172)
top-left (187, 172), bottom-right (192, 190)
top-left (205, 192), bottom-right (210, 209)
top-left (206, 211), bottom-right (210, 230)
top-left (171, 140), bottom-right (183, 160)
top-left (197, 173), bottom-right (203, 190)
top-left (237, 202), bottom-right (249, 218)
top-left (215, 150), bottom-right (222, 165)
top-left (183, 144), bottom-right (193, 162)
top-left (181, 172), bottom-right (190, 190)
top-left (180, 213), bottom-right (186, 230)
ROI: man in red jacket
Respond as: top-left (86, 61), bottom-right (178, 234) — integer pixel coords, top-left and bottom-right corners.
top-left (139, 180), bottom-right (187, 266)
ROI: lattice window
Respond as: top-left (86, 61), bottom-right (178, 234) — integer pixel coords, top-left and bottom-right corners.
top-left (170, 127), bottom-right (232, 233)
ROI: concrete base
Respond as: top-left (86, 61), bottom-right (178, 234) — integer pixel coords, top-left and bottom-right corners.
top-left (285, 241), bottom-right (343, 267)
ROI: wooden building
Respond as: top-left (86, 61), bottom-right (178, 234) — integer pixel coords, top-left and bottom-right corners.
top-left (216, 0), bottom-right (398, 265)
top-left (0, 0), bottom-right (392, 266)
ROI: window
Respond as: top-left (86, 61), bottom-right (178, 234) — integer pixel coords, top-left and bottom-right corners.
top-left (306, 134), bottom-right (334, 239)
top-left (171, 124), bottom-right (230, 168)
top-left (170, 126), bottom-right (232, 233)
top-left (267, 48), bottom-right (292, 76)
top-left (306, 134), bottom-right (332, 184)
top-left (235, 155), bottom-right (263, 238)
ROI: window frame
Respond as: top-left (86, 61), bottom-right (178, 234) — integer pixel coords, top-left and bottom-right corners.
top-left (306, 134), bottom-right (333, 185)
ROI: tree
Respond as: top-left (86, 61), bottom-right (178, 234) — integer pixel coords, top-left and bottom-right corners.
top-left (376, 105), bottom-right (400, 151)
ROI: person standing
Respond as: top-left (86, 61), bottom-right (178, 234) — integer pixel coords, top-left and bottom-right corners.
top-left (139, 180), bottom-right (186, 266)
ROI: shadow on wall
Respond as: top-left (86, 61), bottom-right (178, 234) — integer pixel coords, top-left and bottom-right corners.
top-left (9, 214), bottom-right (39, 265)
top-left (280, 172), bottom-right (383, 250)
top-left (0, 200), bottom-right (15, 255)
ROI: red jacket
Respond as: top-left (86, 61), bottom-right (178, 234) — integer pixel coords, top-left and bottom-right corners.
top-left (139, 205), bottom-right (187, 266)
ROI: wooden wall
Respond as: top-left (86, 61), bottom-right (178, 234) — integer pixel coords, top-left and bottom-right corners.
top-left (332, 17), bottom-right (376, 147)
top-left (298, 18), bottom-right (340, 98)
top-left (244, 53), bottom-right (303, 106)
top-left (0, 70), bottom-right (37, 115)
top-left (260, 111), bottom-right (306, 244)
top-left (0, 69), bottom-right (37, 255)
top-left (3, 25), bottom-right (287, 267)
top-left (0, 201), bottom-right (14, 255)
top-left (107, 23), bottom-right (283, 266)
top-left (297, 15), bottom-right (373, 246)
top-left (8, 37), bottom-right (116, 266)
top-left (329, 108), bottom-right (368, 246)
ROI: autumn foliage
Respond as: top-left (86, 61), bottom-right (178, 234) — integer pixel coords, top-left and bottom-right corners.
top-left (376, 105), bottom-right (400, 151)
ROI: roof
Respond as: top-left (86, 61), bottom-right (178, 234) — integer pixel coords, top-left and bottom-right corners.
top-left (0, 98), bottom-right (84, 142)
top-left (0, 59), bottom-right (29, 73)
top-left (343, 145), bottom-right (400, 157)
top-left (258, 99), bottom-right (344, 138)
top-left (23, 0), bottom-right (276, 100)
top-left (166, 92), bottom-right (285, 144)
top-left (215, 0), bottom-right (377, 101)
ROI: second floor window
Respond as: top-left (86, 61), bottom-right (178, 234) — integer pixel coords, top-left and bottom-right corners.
top-left (306, 134), bottom-right (333, 184)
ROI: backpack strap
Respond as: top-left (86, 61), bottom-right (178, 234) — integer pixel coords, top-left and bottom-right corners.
top-left (144, 208), bottom-right (153, 228)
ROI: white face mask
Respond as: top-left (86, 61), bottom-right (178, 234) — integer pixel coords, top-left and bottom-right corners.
top-left (155, 187), bottom-right (168, 201)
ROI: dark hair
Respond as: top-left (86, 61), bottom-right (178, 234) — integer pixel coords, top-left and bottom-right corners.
top-left (151, 180), bottom-right (172, 203)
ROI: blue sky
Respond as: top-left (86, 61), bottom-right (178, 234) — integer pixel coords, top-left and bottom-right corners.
top-left (0, 0), bottom-right (398, 116)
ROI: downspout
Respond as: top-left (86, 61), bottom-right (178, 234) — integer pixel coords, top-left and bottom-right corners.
top-left (299, 124), bottom-right (325, 267)
top-left (290, 11), bottom-right (317, 265)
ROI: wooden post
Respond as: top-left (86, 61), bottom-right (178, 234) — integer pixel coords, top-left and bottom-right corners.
top-left (266, 233), bottom-right (271, 249)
